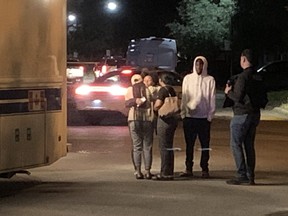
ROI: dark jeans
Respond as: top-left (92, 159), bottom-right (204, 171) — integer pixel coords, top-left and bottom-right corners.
top-left (157, 117), bottom-right (178, 176)
top-left (230, 112), bottom-right (260, 179)
top-left (183, 117), bottom-right (211, 172)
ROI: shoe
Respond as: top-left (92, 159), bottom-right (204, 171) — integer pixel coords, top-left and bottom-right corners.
top-left (201, 171), bottom-right (210, 178)
top-left (179, 170), bottom-right (193, 177)
top-left (153, 174), bottom-right (174, 181)
top-left (144, 172), bottom-right (152, 180)
top-left (226, 177), bottom-right (251, 185)
top-left (135, 173), bottom-right (144, 180)
top-left (249, 178), bottom-right (256, 185)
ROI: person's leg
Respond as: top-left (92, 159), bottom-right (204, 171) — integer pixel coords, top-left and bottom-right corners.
top-left (198, 119), bottom-right (211, 175)
top-left (183, 117), bottom-right (197, 174)
top-left (142, 121), bottom-right (154, 178)
top-left (243, 113), bottom-right (260, 182)
top-left (157, 118), bottom-right (177, 176)
top-left (129, 121), bottom-right (144, 178)
top-left (128, 121), bottom-right (137, 173)
top-left (230, 115), bottom-right (248, 179)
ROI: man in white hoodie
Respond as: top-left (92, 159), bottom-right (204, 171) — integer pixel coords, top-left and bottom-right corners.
top-left (180, 56), bottom-right (216, 178)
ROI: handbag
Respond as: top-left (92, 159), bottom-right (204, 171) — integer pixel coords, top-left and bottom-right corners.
top-left (158, 87), bottom-right (180, 118)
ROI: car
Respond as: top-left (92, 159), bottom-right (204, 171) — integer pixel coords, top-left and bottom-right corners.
top-left (257, 60), bottom-right (288, 91)
top-left (70, 67), bottom-right (183, 117)
top-left (67, 61), bottom-right (97, 84)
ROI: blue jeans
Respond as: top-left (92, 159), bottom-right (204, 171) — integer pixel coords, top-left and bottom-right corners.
top-left (183, 118), bottom-right (211, 172)
top-left (128, 120), bottom-right (154, 170)
top-left (230, 112), bottom-right (260, 179)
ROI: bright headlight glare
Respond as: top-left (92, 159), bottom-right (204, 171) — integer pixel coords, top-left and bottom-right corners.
top-left (75, 85), bottom-right (91, 95)
top-left (109, 85), bottom-right (128, 96)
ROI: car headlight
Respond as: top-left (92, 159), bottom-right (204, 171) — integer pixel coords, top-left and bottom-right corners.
top-left (75, 85), bottom-right (92, 95)
top-left (108, 85), bottom-right (128, 96)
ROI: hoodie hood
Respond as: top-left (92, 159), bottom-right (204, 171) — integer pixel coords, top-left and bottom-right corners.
top-left (192, 56), bottom-right (208, 77)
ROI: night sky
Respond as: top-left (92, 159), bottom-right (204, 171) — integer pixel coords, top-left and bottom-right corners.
top-left (68, 0), bottom-right (181, 40)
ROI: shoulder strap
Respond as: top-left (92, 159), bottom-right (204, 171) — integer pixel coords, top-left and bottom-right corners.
top-left (163, 86), bottom-right (172, 97)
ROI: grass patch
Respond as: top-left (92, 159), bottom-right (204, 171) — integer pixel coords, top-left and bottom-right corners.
top-left (267, 90), bottom-right (288, 108)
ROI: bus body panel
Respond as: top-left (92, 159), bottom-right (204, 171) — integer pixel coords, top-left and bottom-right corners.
top-left (0, 0), bottom-right (67, 174)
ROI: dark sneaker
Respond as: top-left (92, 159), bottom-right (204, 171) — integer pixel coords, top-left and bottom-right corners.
top-left (249, 179), bottom-right (256, 185)
top-left (226, 177), bottom-right (250, 185)
top-left (153, 174), bottom-right (174, 181)
top-left (179, 170), bottom-right (193, 177)
top-left (201, 171), bottom-right (210, 178)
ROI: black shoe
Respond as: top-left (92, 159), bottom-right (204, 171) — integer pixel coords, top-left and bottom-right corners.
top-left (153, 174), bottom-right (174, 181)
top-left (135, 173), bottom-right (144, 180)
top-left (201, 171), bottom-right (210, 178)
top-left (226, 177), bottom-right (251, 185)
top-left (179, 170), bottom-right (193, 177)
top-left (144, 172), bottom-right (152, 180)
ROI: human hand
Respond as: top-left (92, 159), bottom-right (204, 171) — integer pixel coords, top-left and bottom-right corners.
top-left (224, 84), bottom-right (232, 94)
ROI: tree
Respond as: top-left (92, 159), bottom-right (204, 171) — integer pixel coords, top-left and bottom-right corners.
top-left (168, 0), bottom-right (236, 59)
top-left (232, 0), bottom-right (288, 63)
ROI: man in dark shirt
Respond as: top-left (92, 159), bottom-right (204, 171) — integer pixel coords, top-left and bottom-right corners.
top-left (224, 49), bottom-right (260, 185)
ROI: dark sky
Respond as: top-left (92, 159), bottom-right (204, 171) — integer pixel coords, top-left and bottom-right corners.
top-left (67, 0), bottom-right (181, 57)
top-left (68, 0), bottom-right (181, 38)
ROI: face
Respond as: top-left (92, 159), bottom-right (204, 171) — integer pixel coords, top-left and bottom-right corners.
top-left (143, 75), bottom-right (154, 87)
top-left (195, 59), bottom-right (204, 75)
top-left (240, 55), bottom-right (245, 69)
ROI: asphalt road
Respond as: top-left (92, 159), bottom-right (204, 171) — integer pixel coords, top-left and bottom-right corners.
top-left (0, 107), bottom-right (288, 216)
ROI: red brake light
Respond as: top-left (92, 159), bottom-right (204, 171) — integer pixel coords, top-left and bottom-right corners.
top-left (121, 69), bottom-right (132, 74)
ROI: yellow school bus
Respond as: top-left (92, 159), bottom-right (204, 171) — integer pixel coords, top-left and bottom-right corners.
top-left (0, 0), bottom-right (67, 178)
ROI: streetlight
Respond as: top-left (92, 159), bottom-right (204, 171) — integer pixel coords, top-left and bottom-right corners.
top-left (68, 14), bottom-right (76, 22)
top-left (106, 1), bottom-right (118, 12)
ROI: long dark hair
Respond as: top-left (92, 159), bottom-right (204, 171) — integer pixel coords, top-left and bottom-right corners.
top-left (158, 72), bottom-right (175, 85)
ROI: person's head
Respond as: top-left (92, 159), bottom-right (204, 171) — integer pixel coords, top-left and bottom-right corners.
top-left (158, 72), bottom-right (174, 86)
top-left (143, 75), bottom-right (154, 87)
top-left (192, 56), bottom-right (208, 75)
top-left (130, 74), bottom-right (143, 85)
top-left (240, 49), bottom-right (256, 69)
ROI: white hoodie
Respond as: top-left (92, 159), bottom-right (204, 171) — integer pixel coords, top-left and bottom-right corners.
top-left (180, 56), bottom-right (216, 121)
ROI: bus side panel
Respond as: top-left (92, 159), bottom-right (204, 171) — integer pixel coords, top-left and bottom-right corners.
top-left (0, 115), bottom-right (45, 170)
top-left (45, 112), bottom-right (67, 165)
top-left (0, 0), bottom-right (67, 173)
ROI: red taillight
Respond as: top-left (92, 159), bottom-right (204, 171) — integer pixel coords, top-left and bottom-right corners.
top-left (121, 69), bottom-right (132, 74)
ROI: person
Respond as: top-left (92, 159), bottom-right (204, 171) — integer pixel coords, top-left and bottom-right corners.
top-left (224, 49), bottom-right (261, 185)
top-left (153, 72), bottom-right (178, 180)
top-left (125, 74), bottom-right (155, 180)
top-left (180, 56), bottom-right (216, 178)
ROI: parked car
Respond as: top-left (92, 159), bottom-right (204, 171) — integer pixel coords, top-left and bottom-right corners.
top-left (70, 67), bottom-right (183, 117)
top-left (257, 60), bottom-right (288, 91)
top-left (67, 61), bottom-right (96, 84)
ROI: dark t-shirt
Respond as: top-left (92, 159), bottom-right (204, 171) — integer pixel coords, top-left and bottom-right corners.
top-left (156, 85), bottom-right (177, 101)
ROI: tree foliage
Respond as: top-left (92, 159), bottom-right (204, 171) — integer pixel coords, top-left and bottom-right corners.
top-left (168, 0), bottom-right (236, 59)
top-left (232, 0), bottom-right (288, 60)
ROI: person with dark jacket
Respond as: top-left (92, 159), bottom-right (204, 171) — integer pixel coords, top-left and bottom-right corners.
top-left (224, 49), bottom-right (260, 185)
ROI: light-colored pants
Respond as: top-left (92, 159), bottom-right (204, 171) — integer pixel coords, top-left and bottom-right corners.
top-left (128, 120), bottom-right (154, 170)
